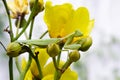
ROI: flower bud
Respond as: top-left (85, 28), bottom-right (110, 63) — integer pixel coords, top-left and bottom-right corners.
top-left (69, 50), bottom-right (80, 62)
top-left (30, 0), bottom-right (44, 16)
top-left (6, 42), bottom-right (22, 57)
top-left (79, 36), bottom-right (92, 51)
top-left (47, 43), bottom-right (60, 57)
top-left (15, 17), bottom-right (27, 28)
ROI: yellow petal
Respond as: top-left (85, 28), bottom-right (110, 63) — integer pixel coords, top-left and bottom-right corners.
top-left (44, 1), bottom-right (74, 38)
top-left (21, 58), bottom-right (33, 80)
top-left (30, 48), bottom-right (49, 77)
top-left (42, 71), bottom-right (78, 80)
top-left (37, 48), bottom-right (49, 68)
top-left (42, 61), bottom-right (78, 80)
top-left (42, 74), bottom-right (54, 80)
top-left (42, 62), bottom-right (55, 76)
top-left (7, 0), bottom-right (28, 18)
top-left (87, 19), bottom-right (95, 35)
top-left (39, 0), bottom-right (44, 6)
top-left (69, 7), bottom-right (89, 36)
top-left (14, 0), bottom-right (28, 11)
top-left (7, 2), bottom-right (17, 13)
top-left (21, 0), bottom-right (29, 13)
top-left (43, 61), bottom-right (69, 76)
top-left (61, 70), bottom-right (78, 80)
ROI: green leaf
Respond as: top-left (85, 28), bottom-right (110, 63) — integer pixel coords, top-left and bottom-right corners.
top-left (64, 35), bottom-right (74, 45)
top-left (64, 30), bottom-right (83, 46)
top-left (16, 38), bottom-right (61, 48)
top-left (74, 30), bottom-right (83, 37)
top-left (64, 44), bottom-right (81, 50)
top-left (73, 38), bottom-right (86, 44)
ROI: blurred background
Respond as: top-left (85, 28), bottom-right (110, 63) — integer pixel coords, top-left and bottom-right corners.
top-left (0, 0), bottom-right (120, 80)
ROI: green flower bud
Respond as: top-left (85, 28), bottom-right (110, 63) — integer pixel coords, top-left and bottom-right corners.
top-left (47, 43), bottom-right (60, 57)
top-left (69, 50), bottom-right (80, 62)
top-left (15, 17), bottom-right (27, 28)
top-left (79, 36), bottom-right (92, 51)
top-left (30, 0), bottom-right (44, 16)
top-left (6, 42), bottom-right (22, 57)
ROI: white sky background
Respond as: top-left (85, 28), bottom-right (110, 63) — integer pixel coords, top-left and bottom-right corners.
top-left (0, 0), bottom-right (120, 80)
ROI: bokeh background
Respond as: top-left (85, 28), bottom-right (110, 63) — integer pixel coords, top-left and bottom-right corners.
top-left (0, 0), bottom-right (120, 80)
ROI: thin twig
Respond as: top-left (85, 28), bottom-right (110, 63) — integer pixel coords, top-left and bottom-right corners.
top-left (0, 41), bottom-right (7, 52)
top-left (39, 30), bottom-right (48, 39)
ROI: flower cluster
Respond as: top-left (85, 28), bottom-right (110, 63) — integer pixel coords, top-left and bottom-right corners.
top-left (1, 0), bottom-right (94, 80)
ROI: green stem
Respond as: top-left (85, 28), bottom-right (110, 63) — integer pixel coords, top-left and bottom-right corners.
top-left (61, 59), bottom-right (72, 73)
top-left (16, 16), bottom-right (22, 36)
top-left (52, 57), bottom-right (58, 70)
top-left (29, 18), bottom-right (35, 39)
top-left (57, 53), bottom-right (61, 66)
top-left (9, 57), bottom-right (13, 80)
top-left (19, 46), bottom-right (35, 80)
top-left (34, 56), bottom-right (43, 79)
top-left (2, 0), bottom-right (13, 41)
top-left (53, 57), bottom-right (62, 80)
top-left (54, 70), bottom-right (62, 80)
top-left (2, 1), bottom-right (14, 79)
top-left (57, 48), bottom-right (62, 66)
top-left (20, 53), bottom-right (32, 80)
top-left (13, 0), bottom-right (38, 41)
top-left (54, 59), bottom-right (72, 80)
top-left (15, 57), bottom-right (21, 73)
top-left (39, 30), bottom-right (48, 39)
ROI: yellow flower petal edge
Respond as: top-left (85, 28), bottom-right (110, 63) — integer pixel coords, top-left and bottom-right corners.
top-left (44, 1), bottom-right (94, 38)
top-left (87, 19), bottom-right (95, 35)
top-left (30, 48), bottom-right (49, 78)
top-left (42, 61), bottom-right (78, 80)
top-left (21, 58), bottom-right (33, 80)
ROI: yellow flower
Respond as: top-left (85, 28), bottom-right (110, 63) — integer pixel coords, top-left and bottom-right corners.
top-left (44, 1), bottom-right (94, 38)
top-left (7, 0), bottom-right (29, 18)
top-left (22, 48), bottom-right (78, 80)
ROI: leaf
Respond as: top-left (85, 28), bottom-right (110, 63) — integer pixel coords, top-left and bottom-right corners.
top-left (64, 35), bottom-right (74, 45)
top-left (64, 30), bottom-right (83, 45)
top-left (74, 30), bottom-right (83, 37)
top-left (17, 38), bottom-right (61, 48)
top-left (73, 38), bottom-right (86, 44)
top-left (64, 44), bottom-right (81, 50)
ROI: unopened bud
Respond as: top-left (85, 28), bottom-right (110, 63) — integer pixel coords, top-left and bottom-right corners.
top-left (47, 43), bottom-right (60, 57)
top-left (6, 42), bottom-right (22, 57)
top-left (69, 50), bottom-right (80, 62)
top-left (79, 36), bottom-right (92, 51)
top-left (15, 17), bottom-right (27, 28)
top-left (30, 0), bottom-right (44, 16)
